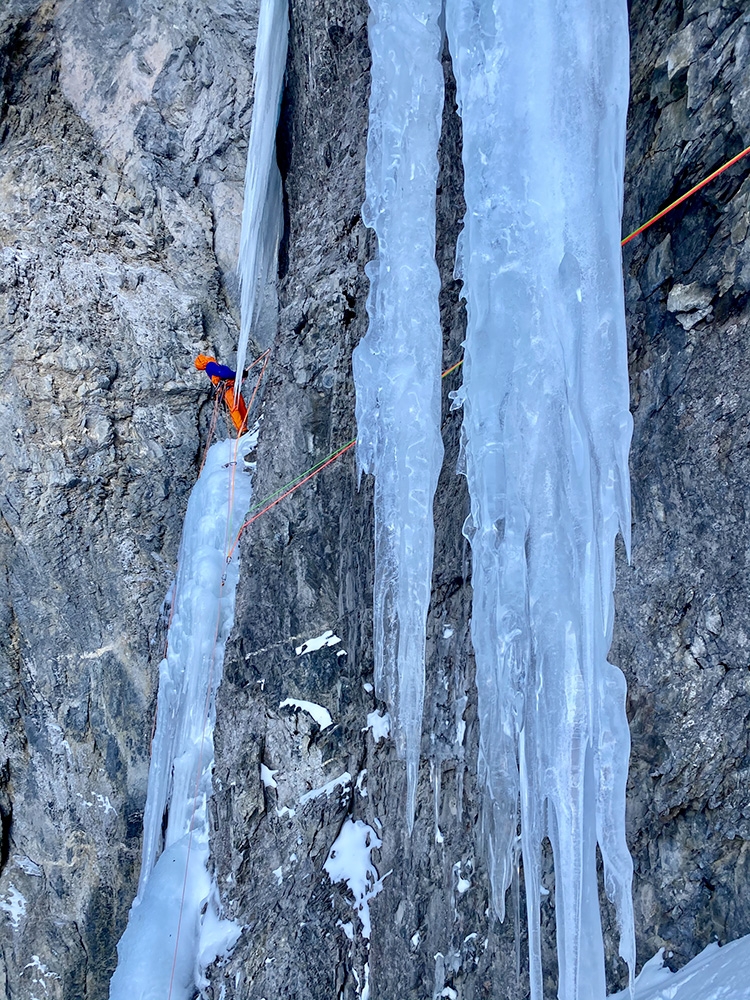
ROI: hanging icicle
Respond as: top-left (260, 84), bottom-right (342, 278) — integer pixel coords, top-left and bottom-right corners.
top-left (235, 0), bottom-right (288, 397)
top-left (352, 0), bottom-right (445, 827)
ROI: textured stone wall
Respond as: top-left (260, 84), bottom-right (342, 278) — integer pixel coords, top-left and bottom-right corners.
top-left (0, 0), bottom-right (748, 998)
top-left (0, 1), bottom-right (261, 996)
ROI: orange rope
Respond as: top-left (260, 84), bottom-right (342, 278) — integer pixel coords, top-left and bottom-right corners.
top-left (621, 143), bottom-right (750, 246)
top-left (226, 357), bottom-right (466, 556)
top-left (242, 349), bottom-right (270, 429)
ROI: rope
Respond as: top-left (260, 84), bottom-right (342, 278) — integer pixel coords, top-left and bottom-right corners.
top-left (621, 142), bottom-right (750, 246)
top-left (226, 358), bottom-right (466, 557)
top-left (227, 440), bottom-right (356, 559)
top-left (242, 349), bottom-right (271, 430)
top-left (222, 142), bottom-right (750, 552)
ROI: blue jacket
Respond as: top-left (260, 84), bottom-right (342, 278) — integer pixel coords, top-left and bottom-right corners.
top-left (205, 361), bottom-right (237, 381)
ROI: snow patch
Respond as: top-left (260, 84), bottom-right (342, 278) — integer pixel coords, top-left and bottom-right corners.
top-left (364, 711), bottom-right (390, 743)
top-left (260, 764), bottom-right (278, 789)
top-left (279, 698), bottom-right (333, 730)
top-left (94, 793), bottom-right (117, 816)
top-left (454, 861), bottom-right (471, 894)
top-left (14, 856), bottom-right (42, 878)
top-left (324, 819), bottom-right (389, 939)
top-left (299, 772), bottom-right (352, 805)
top-left (295, 630), bottom-right (341, 655)
top-left (337, 919), bottom-right (355, 942)
top-left (0, 884), bottom-right (26, 928)
top-left (609, 935), bottom-right (750, 1000)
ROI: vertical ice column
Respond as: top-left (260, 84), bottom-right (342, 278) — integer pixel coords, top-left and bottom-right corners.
top-left (235, 0), bottom-right (288, 394)
top-left (444, 0), bottom-right (635, 997)
top-left (110, 438), bottom-right (253, 1000)
top-left (353, 0), bottom-right (445, 828)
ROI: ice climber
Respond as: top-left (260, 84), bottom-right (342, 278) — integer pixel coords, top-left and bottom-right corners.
top-left (194, 354), bottom-right (248, 433)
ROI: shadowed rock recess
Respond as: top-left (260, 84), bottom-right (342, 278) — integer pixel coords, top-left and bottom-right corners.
top-left (0, 0), bottom-right (748, 997)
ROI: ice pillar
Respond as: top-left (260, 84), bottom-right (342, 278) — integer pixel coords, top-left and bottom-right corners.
top-left (444, 0), bottom-right (635, 995)
top-left (353, 0), bottom-right (445, 828)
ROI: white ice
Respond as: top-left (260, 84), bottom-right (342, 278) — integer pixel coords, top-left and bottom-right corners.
top-left (235, 0), bottom-right (288, 395)
top-left (110, 436), bottom-right (253, 1000)
top-left (444, 0), bottom-right (635, 997)
top-left (352, 0), bottom-right (445, 830)
top-left (610, 935), bottom-right (750, 1000)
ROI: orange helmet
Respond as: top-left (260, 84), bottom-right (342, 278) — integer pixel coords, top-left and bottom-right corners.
top-left (194, 354), bottom-right (215, 371)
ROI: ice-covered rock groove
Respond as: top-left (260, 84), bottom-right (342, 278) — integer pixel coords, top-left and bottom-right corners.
top-left (109, 436), bottom-right (253, 1000)
top-left (444, 0), bottom-right (636, 997)
top-left (352, 0), bottom-right (445, 828)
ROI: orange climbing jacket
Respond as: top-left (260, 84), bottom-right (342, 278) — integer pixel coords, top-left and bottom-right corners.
top-left (194, 354), bottom-right (248, 434)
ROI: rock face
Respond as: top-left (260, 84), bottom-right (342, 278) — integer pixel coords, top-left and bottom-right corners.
top-left (0, 0), bottom-right (749, 998)
top-left (0, 2), bottom-right (261, 996)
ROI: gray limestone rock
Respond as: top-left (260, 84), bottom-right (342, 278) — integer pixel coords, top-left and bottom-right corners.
top-left (0, 0), bottom-right (749, 998)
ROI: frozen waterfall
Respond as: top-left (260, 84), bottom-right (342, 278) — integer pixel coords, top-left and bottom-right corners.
top-left (445, 0), bottom-right (635, 996)
top-left (356, 0), bottom-right (636, 992)
top-left (352, 0), bottom-right (445, 828)
top-left (109, 436), bottom-right (253, 1000)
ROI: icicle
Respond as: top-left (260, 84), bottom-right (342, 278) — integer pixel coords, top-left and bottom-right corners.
top-left (352, 0), bottom-right (445, 829)
top-left (444, 0), bottom-right (635, 996)
top-left (235, 0), bottom-right (288, 397)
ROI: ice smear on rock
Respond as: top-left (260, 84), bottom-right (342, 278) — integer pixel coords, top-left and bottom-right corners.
top-left (444, 0), bottom-right (635, 997)
top-left (352, 0), bottom-right (445, 830)
top-left (235, 0), bottom-right (288, 394)
top-left (110, 437), bottom-right (252, 1000)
